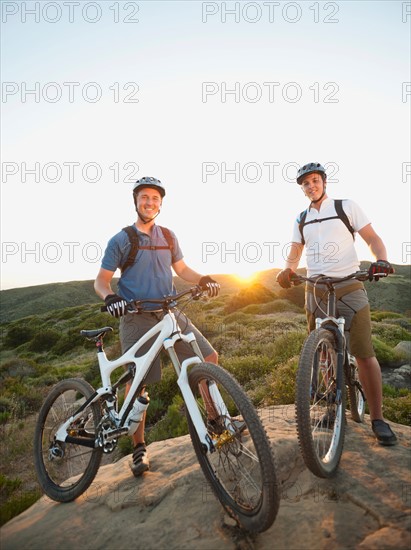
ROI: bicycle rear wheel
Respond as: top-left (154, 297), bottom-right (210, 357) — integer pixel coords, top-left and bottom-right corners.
top-left (295, 329), bottom-right (346, 478)
top-left (346, 355), bottom-right (365, 423)
top-left (34, 378), bottom-right (103, 502)
top-left (187, 363), bottom-right (279, 533)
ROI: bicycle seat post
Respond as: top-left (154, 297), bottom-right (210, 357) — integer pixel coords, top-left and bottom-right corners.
top-left (95, 336), bottom-right (104, 353)
top-left (326, 282), bottom-right (337, 317)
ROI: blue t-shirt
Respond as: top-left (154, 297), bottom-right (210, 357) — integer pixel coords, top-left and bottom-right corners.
top-left (101, 224), bottom-right (183, 307)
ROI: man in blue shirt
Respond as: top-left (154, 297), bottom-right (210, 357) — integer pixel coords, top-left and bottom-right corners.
top-left (95, 177), bottom-right (219, 476)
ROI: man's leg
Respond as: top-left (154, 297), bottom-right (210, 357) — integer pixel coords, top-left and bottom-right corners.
top-left (356, 356), bottom-right (383, 420)
top-left (356, 356), bottom-right (397, 445)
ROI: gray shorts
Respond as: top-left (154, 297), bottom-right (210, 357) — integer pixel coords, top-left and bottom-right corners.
top-left (305, 280), bottom-right (375, 359)
top-left (119, 309), bottom-right (215, 384)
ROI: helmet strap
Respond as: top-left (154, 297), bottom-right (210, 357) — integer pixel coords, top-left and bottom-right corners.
top-left (136, 208), bottom-right (160, 224)
top-left (310, 183), bottom-right (327, 204)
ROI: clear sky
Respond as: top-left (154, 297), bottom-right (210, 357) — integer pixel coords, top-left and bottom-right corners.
top-left (1, 0), bottom-right (410, 289)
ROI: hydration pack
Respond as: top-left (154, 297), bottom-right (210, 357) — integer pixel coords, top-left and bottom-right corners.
top-left (121, 226), bottom-right (173, 274)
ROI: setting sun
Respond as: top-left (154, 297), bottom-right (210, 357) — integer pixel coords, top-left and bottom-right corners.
top-left (233, 270), bottom-right (260, 285)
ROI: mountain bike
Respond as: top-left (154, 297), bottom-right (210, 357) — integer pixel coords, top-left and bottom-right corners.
top-left (34, 286), bottom-right (279, 533)
top-left (292, 271), bottom-right (374, 478)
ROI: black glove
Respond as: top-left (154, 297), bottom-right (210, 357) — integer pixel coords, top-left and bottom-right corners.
top-left (198, 276), bottom-right (220, 298)
top-left (276, 268), bottom-right (296, 289)
top-left (104, 294), bottom-right (128, 318)
top-left (368, 260), bottom-right (394, 282)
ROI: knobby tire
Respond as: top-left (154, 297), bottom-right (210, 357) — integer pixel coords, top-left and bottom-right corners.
top-left (34, 378), bottom-right (103, 502)
top-left (295, 329), bottom-right (346, 478)
top-left (186, 362), bottom-right (279, 533)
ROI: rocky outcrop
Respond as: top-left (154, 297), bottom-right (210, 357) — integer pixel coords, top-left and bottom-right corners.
top-left (1, 406), bottom-right (410, 550)
top-left (381, 341), bottom-right (411, 390)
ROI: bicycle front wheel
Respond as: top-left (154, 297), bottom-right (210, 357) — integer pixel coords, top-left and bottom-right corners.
top-left (295, 329), bottom-right (346, 478)
top-left (34, 378), bottom-right (103, 502)
top-left (187, 363), bottom-right (279, 533)
top-left (346, 355), bottom-right (366, 423)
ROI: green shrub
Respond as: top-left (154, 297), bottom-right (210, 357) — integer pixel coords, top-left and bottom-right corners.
top-left (146, 397), bottom-right (166, 425)
top-left (259, 299), bottom-right (304, 314)
top-left (372, 337), bottom-right (402, 365)
top-left (277, 285), bottom-right (305, 308)
top-left (117, 436), bottom-right (133, 457)
top-left (382, 390), bottom-right (411, 426)
top-left (0, 396), bottom-right (14, 414)
top-left (0, 474), bottom-right (22, 499)
top-left (51, 330), bottom-right (82, 355)
top-left (0, 412), bottom-right (11, 424)
top-left (371, 322), bottom-right (411, 347)
top-left (225, 283), bottom-right (276, 314)
top-left (28, 329), bottom-right (61, 352)
top-left (371, 311), bottom-right (404, 322)
top-left (148, 365), bottom-right (179, 409)
top-left (0, 488), bottom-right (41, 527)
top-left (4, 325), bottom-right (34, 348)
top-left (222, 355), bottom-right (273, 386)
top-left (146, 395), bottom-right (188, 443)
top-left (0, 378), bottom-right (44, 417)
top-left (264, 331), bottom-right (306, 366)
top-left (251, 357), bottom-right (298, 407)
top-left (0, 358), bottom-right (38, 379)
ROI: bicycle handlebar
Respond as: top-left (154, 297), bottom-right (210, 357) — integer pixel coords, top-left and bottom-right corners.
top-left (100, 285), bottom-right (205, 313)
top-left (290, 270), bottom-right (386, 286)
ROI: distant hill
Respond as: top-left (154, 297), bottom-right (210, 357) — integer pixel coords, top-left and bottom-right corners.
top-left (1, 264), bottom-right (410, 323)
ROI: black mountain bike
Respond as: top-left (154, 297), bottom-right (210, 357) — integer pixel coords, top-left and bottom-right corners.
top-left (292, 271), bottom-right (375, 478)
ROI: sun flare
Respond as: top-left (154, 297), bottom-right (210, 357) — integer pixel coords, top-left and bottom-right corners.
top-left (233, 270), bottom-right (259, 285)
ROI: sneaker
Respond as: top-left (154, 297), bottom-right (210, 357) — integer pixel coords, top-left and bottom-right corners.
top-left (371, 420), bottom-right (398, 446)
top-left (130, 442), bottom-right (150, 477)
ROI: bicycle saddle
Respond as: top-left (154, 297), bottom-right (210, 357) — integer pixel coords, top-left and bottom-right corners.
top-left (80, 327), bottom-right (113, 339)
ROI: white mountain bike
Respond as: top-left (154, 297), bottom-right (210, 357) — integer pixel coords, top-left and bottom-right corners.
top-left (34, 286), bottom-right (279, 533)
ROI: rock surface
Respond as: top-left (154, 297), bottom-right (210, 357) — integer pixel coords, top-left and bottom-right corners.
top-left (1, 406), bottom-right (410, 550)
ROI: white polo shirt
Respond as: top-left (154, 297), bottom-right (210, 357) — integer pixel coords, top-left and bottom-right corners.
top-left (291, 197), bottom-right (370, 277)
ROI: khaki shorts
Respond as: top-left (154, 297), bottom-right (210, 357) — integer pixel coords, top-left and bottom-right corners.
top-left (305, 280), bottom-right (375, 359)
top-left (119, 309), bottom-right (215, 384)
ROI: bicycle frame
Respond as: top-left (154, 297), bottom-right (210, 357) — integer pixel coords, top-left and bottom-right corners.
top-left (55, 307), bottom-right (216, 453)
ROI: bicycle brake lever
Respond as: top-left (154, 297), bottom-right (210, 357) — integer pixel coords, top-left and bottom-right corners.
top-left (192, 286), bottom-right (203, 300)
top-left (127, 303), bottom-right (141, 314)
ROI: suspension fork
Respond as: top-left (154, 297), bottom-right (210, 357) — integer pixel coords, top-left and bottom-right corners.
top-left (164, 336), bottom-right (215, 453)
top-left (324, 287), bottom-right (346, 404)
top-left (323, 323), bottom-right (345, 405)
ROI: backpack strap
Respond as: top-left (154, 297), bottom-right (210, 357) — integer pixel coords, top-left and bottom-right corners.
top-left (334, 199), bottom-right (355, 240)
top-left (298, 200), bottom-right (355, 246)
top-left (121, 226), bottom-right (140, 274)
top-left (120, 225), bottom-right (174, 274)
top-left (158, 226), bottom-right (174, 252)
top-left (298, 209), bottom-right (308, 245)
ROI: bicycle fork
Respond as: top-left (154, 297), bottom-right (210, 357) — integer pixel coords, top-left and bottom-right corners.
top-left (165, 334), bottom-right (216, 454)
top-left (316, 315), bottom-right (346, 407)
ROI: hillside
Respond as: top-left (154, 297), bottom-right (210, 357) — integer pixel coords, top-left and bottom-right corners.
top-left (1, 263), bottom-right (410, 323)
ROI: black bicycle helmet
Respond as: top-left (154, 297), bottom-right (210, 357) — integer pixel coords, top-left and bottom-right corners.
top-left (133, 177), bottom-right (166, 197)
top-left (296, 163), bottom-right (327, 185)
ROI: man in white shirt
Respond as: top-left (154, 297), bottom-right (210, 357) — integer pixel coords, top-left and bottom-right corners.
top-left (277, 162), bottom-right (397, 446)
